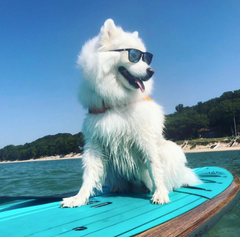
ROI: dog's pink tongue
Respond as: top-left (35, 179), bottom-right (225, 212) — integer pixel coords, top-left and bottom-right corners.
top-left (136, 80), bottom-right (145, 93)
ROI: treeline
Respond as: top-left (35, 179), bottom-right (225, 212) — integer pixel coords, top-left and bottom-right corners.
top-left (0, 132), bottom-right (84, 162)
top-left (165, 89), bottom-right (240, 140)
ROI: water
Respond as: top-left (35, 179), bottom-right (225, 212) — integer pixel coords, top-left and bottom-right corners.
top-left (0, 150), bottom-right (240, 236)
top-left (0, 159), bottom-right (83, 197)
top-left (186, 151), bottom-right (240, 237)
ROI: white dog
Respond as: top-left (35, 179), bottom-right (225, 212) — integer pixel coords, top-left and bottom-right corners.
top-left (61, 19), bottom-right (201, 208)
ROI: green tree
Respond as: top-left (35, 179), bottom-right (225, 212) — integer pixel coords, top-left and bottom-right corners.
top-left (209, 98), bottom-right (240, 135)
top-left (165, 110), bottom-right (209, 140)
top-left (175, 104), bottom-right (184, 113)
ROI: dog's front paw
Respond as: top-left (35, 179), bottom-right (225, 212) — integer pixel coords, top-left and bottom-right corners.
top-left (61, 195), bottom-right (87, 208)
top-left (151, 190), bottom-right (170, 205)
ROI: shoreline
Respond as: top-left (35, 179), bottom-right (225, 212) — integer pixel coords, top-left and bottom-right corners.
top-left (184, 146), bottom-right (240, 153)
top-left (0, 153), bottom-right (82, 164)
top-left (1, 144), bottom-right (240, 164)
top-left (183, 142), bottom-right (240, 153)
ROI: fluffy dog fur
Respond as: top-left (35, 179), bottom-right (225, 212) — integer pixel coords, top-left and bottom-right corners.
top-left (61, 19), bottom-right (201, 208)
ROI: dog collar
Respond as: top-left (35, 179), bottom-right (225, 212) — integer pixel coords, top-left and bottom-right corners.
top-left (88, 96), bottom-right (152, 114)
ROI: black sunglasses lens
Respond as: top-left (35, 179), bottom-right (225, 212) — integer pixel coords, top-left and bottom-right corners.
top-left (129, 49), bottom-right (142, 63)
top-left (143, 53), bottom-right (153, 65)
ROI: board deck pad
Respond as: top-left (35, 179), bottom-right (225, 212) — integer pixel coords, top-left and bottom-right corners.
top-left (0, 167), bottom-right (238, 237)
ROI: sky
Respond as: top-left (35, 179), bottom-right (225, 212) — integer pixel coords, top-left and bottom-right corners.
top-left (0, 0), bottom-right (240, 149)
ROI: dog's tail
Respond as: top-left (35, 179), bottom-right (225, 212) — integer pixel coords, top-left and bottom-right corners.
top-left (183, 167), bottom-right (202, 186)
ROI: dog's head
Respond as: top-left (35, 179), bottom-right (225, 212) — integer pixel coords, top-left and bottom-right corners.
top-left (78, 19), bottom-right (154, 110)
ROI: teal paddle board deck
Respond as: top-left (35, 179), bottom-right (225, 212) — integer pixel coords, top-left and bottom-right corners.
top-left (0, 167), bottom-right (240, 237)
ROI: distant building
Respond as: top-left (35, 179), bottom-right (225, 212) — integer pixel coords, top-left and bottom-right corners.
top-left (198, 128), bottom-right (217, 138)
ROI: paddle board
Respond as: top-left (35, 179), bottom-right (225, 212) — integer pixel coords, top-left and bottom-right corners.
top-left (0, 166), bottom-right (240, 237)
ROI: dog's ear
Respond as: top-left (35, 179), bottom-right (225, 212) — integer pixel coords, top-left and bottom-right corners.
top-left (101, 19), bottom-right (117, 39)
top-left (99, 19), bottom-right (120, 48)
top-left (133, 31), bottom-right (139, 38)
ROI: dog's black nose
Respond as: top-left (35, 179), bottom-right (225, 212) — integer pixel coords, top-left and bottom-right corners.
top-left (147, 68), bottom-right (154, 78)
top-left (141, 68), bottom-right (155, 81)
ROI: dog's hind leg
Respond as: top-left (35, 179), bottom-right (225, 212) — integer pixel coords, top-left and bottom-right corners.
top-left (159, 140), bottom-right (202, 189)
top-left (61, 141), bottom-right (106, 208)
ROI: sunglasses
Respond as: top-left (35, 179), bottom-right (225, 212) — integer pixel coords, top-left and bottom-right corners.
top-left (110, 48), bottom-right (153, 65)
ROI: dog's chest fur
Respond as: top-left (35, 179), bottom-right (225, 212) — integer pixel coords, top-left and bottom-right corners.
top-left (103, 134), bottom-right (142, 180)
top-left (86, 109), bottom-right (144, 180)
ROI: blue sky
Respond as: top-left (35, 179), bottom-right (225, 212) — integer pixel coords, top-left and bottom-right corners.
top-left (0, 0), bottom-right (240, 148)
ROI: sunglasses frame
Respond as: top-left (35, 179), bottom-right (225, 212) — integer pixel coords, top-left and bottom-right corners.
top-left (110, 48), bottom-right (153, 65)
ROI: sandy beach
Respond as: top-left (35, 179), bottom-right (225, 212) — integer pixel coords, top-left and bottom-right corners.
top-left (183, 142), bottom-right (240, 153)
top-left (0, 152), bottom-right (82, 164)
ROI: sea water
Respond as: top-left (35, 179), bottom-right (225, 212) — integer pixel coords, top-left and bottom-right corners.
top-left (0, 150), bottom-right (240, 236)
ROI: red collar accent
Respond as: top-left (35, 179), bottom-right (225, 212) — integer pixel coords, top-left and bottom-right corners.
top-left (89, 97), bottom-right (152, 114)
